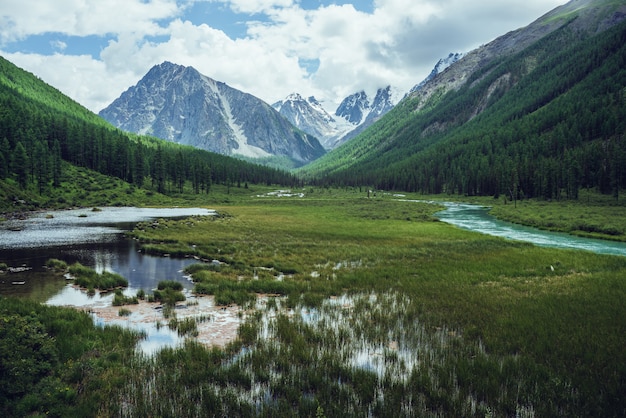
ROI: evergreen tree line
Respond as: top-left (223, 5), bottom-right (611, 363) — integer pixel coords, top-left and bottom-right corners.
top-left (0, 72), bottom-right (297, 195)
top-left (313, 17), bottom-right (626, 200)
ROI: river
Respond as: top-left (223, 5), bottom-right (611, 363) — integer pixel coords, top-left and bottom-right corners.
top-left (435, 202), bottom-right (626, 257)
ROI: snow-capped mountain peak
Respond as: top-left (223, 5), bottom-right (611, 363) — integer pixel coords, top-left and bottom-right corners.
top-left (272, 94), bottom-right (339, 148)
top-left (273, 85), bottom-right (402, 150)
top-left (409, 52), bottom-right (465, 94)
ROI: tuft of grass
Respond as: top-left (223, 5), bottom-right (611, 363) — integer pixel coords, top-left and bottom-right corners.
top-left (45, 258), bottom-right (68, 271)
top-left (67, 262), bottom-right (128, 290)
top-left (118, 308), bottom-right (132, 317)
top-left (112, 289), bottom-right (139, 306)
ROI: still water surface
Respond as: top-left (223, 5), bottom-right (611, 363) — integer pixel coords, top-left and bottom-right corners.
top-left (0, 207), bottom-right (228, 354)
top-left (0, 207), bottom-right (215, 297)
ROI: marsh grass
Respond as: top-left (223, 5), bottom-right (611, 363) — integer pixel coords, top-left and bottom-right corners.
top-left (112, 289), bottom-right (138, 306)
top-left (67, 262), bottom-right (128, 290)
top-left (45, 258), bottom-right (67, 271)
top-left (120, 191), bottom-right (626, 416)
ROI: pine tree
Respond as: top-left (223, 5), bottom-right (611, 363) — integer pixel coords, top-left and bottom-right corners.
top-left (12, 142), bottom-right (29, 189)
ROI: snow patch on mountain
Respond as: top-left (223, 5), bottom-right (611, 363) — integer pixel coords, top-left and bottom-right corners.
top-left (212, 77), bottom-right (270, 158)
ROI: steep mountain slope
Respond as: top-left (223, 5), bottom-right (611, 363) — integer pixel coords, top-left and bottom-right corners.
top-left (303, 0), bottom-right (626, 200)
top-left (407, 52), bottom-right (464, 95)
top-left (100, 62), bottom-right (325, 165)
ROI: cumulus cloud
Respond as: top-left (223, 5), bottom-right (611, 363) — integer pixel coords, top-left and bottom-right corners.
top-left (0, 0), bottom-right (568, 113)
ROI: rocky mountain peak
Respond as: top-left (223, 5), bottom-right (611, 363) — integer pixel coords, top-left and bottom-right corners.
top-left (99, 62), bottom-right (325, 165)
top-left (335, 91), bottom-right (370, 125)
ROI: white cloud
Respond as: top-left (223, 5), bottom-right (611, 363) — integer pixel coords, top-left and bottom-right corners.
top-left (50, 40), bottom-right (67, 51)
top-left (0, 0), bottom-right (179, 43)
top-left (0, 0), bottom-right (568, 113)
top-left (226, 0), bottom-right (295, 14)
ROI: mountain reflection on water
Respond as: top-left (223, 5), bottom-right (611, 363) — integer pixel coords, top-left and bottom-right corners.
top-left (0, 207), bottom-right (214, 297)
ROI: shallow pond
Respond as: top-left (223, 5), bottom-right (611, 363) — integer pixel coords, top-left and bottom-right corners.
top-left (0, 207), bottom-right (215, 296)
top-left (0, 207), bottom-right (243, 353)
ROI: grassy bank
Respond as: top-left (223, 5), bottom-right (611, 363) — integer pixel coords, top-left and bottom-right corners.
top-left (0, 162), bottom-right (286, 215)
top-left (475, 190), bottom-right (626, 242)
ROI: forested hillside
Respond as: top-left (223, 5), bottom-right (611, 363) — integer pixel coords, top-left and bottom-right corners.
top-left (0, 57), bottom-right (297, 211)
top-left (305, 13), bottom-right (626, 200)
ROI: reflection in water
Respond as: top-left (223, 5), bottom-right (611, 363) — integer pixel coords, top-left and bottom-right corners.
top-left (0, 207), bottom-right (212, 297)
top-left (0, 232), bottom-right (196, 297)
top-left (0, 207), bottom-right (225, 353)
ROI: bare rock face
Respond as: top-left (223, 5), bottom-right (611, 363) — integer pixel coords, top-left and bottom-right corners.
top-left (99, 62), bottom-right (325, 164)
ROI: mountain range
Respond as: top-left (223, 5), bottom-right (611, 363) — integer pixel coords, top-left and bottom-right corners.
top-left (271, 53), bottom-right (463, 150)
top-left (3, 0), bottom-right (626, 205)
top-left (99, 49), bottom-right (461, 158)
top-left (99, 62), bottom-right (326, 166)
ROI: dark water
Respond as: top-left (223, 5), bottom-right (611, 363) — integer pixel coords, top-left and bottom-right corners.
top-left (436, 202), bottom-right (626, 257)
top-left (0, 207), bottom-right (214, 299)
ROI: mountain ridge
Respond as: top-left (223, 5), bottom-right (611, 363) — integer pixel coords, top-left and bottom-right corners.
top-left (273, 85), bottom-right (403, 149)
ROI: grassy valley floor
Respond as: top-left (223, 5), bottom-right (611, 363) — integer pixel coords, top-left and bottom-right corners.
top-left (2, 188), bottom-right (626, 416)
top-left (120, 190), bottom-right (626, 416)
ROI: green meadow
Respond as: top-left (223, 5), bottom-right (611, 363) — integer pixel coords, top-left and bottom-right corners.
top-left (122, 190), bottom-right (626, 416)
top-left (2, 189), bottom-right (626, 416)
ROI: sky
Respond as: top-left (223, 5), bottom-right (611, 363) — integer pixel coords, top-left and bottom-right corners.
top-left (0, 0), bottom-right (568, 114)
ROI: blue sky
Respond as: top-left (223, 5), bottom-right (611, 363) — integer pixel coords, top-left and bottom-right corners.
top-left (0, 0), bottom-right (567, 113)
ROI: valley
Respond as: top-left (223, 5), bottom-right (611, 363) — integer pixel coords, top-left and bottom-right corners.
top-left (2, 0), bottom-right (626, 416)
